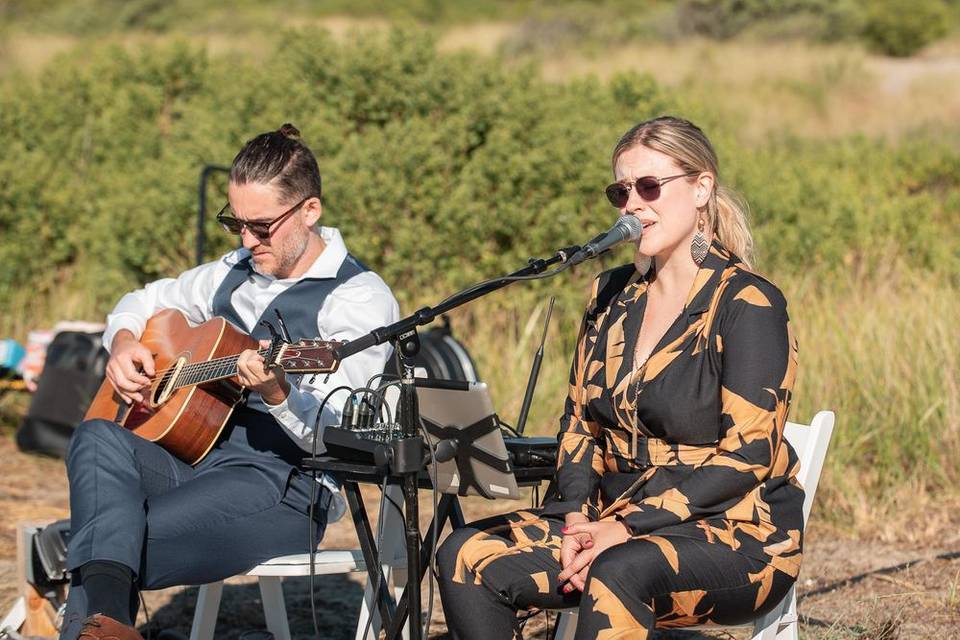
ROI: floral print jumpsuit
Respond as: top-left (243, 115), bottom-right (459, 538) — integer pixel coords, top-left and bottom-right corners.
top-left (437, 240), bottom-right (804, 639)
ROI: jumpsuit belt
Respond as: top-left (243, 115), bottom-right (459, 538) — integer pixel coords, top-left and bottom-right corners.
top-left (608, 435), bottom-right (718, 472)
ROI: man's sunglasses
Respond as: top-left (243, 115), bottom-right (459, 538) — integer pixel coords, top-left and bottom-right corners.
top-left (604, 171), bottom-right (699, 208)
top-left (216, 196), bottom-right (312, 241)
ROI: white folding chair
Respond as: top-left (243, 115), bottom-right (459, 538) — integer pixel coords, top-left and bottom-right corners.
top-left (188, 483), bottom-right (408, 640)
top-left (554, 410), bottom-right (836, 640)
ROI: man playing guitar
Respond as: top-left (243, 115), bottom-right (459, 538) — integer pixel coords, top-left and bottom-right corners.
top-left (61, 124), bottom-right (399, 640)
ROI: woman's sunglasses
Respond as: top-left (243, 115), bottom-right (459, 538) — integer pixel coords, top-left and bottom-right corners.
top-left (216, 196), bottom-right (311, 241)
top-left (604, 171), bottom-right (699, 208)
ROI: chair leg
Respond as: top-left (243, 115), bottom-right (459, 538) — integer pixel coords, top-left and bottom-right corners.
top-left (354, 572), bottom-right (382, 640)
top-left (354, 557), bottom-right (411, 639)
top-left (751, 586), bottom-right (797, 640)
top-left (553, 610), bottom-right (578, 640)
top-left (189, 582), bottom-right (223, 640)
top-left (391, 564), bottom-right (410, 640)
top-left (258, 576), bottom-right (291, 640)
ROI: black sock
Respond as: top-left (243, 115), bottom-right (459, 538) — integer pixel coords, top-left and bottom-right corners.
top-left (80, 560), bottom-right (135, 625)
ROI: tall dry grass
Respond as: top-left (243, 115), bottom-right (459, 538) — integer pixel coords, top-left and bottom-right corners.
top-left (786, 266), bottom-right (960, 539)
top-left (536, 37), bottom-right (960, 143)
top-left (5, 255), bottom-right (953, 540)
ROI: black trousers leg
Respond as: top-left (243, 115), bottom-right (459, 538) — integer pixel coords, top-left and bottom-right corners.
top-left (437, 510), bottom-right (578, 640)
top-left (59, 418), bottom-right (332, 640)
top-left (574, 534), bottom-right (792, 639)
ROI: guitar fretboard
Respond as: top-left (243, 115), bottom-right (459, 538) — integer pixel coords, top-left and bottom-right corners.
top-left (154, 348), bottom-right (272, 393)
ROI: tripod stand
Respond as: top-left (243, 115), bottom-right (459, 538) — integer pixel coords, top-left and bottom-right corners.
top-left (333, 245), bottom-right (579, 640)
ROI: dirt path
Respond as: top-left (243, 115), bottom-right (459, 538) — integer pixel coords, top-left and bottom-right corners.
top-left (2, 432), bottom-right (957, 639)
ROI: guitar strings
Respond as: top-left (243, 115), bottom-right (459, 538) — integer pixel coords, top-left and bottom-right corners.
top-left (147, 343), bottom-right (330, 394)
top-left (148, 349), bottom-right (269, 393)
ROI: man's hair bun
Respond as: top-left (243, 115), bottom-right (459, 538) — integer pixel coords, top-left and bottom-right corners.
top-left (277, 123), bottom-right (301, 140)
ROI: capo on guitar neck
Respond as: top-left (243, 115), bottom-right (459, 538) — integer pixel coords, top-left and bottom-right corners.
top-left (260, 309), bottom-right (292, 370)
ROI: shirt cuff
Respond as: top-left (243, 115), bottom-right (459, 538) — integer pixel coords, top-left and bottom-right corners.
top-left (264, 388), bottom-right (298, 427)
top-left (618, 506), bottom-right (679, 537)
top-left (102, 315), bottom-right (146, 353)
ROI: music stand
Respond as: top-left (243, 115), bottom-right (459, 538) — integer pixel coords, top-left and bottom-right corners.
top-left (416, 379), bottom-right (519, 500)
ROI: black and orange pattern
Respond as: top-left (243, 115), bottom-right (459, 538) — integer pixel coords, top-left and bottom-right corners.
top-left (438, 239), bottom-right (803, 639)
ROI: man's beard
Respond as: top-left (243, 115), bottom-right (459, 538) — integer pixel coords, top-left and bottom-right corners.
top-left (269, 226), bottom-right (310, 278)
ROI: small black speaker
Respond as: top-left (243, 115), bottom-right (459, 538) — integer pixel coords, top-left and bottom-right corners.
top-left (16, 331), bottom-right (108, 458)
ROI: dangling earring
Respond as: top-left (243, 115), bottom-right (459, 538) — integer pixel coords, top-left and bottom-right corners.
top-left (691, 215), bottom-right (709, 265)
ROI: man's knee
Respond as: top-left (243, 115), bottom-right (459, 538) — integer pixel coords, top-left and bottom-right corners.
top-left (67, 419), bottom-right (128, 461)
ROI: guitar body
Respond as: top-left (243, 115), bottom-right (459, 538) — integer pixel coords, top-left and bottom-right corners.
top-left (85, 309), bottom-right (255, 465)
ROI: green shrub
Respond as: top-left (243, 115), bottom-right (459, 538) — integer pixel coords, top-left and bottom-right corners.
top-left (677, 0), bottom-right (864, 41)
top-left (677, 0), bottom-right (955, 54)
top-left (861, 0), bottom-right (950, 57)
top-left (1, 28), bottom-right (958, 315)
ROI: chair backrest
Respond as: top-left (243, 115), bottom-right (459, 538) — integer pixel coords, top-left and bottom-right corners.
top-left (782, 410), bottom-right (835, 525)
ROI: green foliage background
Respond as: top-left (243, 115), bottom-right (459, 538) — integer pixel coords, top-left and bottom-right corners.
top-left (1, 25), bottom-right (958, 527)
top-left (2, 30), bottom-right (957, 308)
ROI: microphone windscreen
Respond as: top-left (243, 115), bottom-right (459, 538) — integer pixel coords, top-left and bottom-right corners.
top-left (616, 215), bottom-right (643, 241)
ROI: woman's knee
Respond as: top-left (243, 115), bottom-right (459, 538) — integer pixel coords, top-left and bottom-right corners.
top-left (437, 526), bottom-right (481, 581)
top-left (587, 540), bottom-right (664, 598)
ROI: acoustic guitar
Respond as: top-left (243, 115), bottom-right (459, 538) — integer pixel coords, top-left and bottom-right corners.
top-left (84, 308), bottom-right (340, 464)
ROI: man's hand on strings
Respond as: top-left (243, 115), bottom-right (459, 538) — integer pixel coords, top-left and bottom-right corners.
top-left (106, 330), bottom-right (156, 405)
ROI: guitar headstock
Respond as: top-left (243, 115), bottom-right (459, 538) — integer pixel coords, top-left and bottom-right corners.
top-left (278, 340), bottom-right (342, 374)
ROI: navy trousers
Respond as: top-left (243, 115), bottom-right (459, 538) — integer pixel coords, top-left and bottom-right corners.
top-left (59, 408), bottom-right (333, 640)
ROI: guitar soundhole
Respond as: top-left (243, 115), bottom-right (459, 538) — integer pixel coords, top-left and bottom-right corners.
top-left (151, 354), bottom-right (187, 407)
top-left (152, 374), bottom-right (171, 405)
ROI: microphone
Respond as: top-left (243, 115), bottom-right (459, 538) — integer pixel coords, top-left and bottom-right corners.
top-left (567, 216), bottom-right (643, 266)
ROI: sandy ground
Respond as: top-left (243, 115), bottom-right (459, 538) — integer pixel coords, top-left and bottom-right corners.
top-left (1, 431), bottom-right (958, 639)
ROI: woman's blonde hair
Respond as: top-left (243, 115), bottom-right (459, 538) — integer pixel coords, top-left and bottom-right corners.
top-left (612, 116), bottom-right (755, 268)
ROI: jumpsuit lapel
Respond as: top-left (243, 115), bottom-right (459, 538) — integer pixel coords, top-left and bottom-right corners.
top-left (617, 241), bottom-right (733, 458)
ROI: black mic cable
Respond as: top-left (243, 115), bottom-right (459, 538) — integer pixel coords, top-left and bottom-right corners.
top-left (307, 384), bottom-right (353, 640)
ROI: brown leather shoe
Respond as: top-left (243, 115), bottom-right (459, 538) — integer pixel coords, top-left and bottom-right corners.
top-left (77, 614), bottom-right (144, 640)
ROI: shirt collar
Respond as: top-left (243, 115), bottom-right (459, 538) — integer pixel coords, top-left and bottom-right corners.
top-left (302, 226), bottom-right (348, 279)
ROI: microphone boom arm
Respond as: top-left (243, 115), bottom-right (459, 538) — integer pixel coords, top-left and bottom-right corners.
top-left (335, 245), bottom-right (580, 362)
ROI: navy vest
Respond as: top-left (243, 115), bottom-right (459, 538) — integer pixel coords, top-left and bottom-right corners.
top-left (211, 252), bottom-right (368, 413)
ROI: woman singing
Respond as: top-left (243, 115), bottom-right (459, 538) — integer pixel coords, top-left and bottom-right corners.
top-left (437, 116), bottom-right (802, 639)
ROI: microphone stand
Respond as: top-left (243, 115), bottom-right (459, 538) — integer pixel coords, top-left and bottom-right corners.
top-left (334, 244), bottom-right (579, 640)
